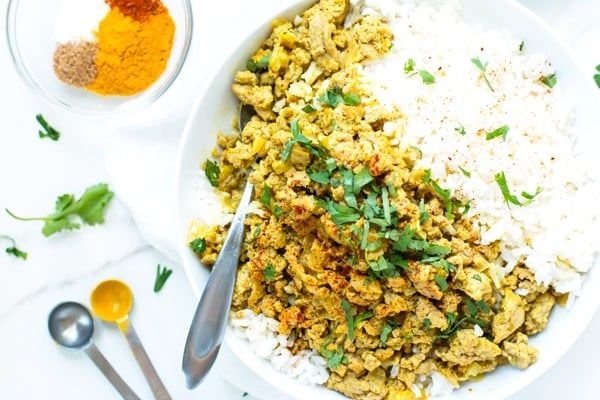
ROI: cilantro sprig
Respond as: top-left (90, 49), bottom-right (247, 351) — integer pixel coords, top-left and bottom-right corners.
top-left (153, 264), bottom-right (173, 293)
top-left (1, 235), bottom-right (27, 260)
top-left (6, 183), bottom-right (114, 237)
top-left (404, 59), bottom-right (436, 84)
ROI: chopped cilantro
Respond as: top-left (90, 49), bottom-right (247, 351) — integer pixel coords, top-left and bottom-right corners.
top-left (247, 53), bottom-right (271, 72)
top-left (1, 235), bottom-right (27, 260)
top-left (471, 57), bottom-right (494, 92)
top-left (434, 274), bottom-right (449, 291)
top-left (404, 58), bottom-right (415, 74)
top-left (263, 263), bottom-right (275, 281)
top-left (541, 73), bottom-right (557, 88)
top-left (189, 237), bottom-right (206, 254)
top-left (594, 65), bottom-right (600, 89)
top-left (454, 124), bottom-right (467, 135)
top-left (485, 125), bottom-right (509, 141)
top-left (459, 166), bottom-right (471, 177)
top-left (494, 171), bottom-right (542, 207)
top-left (204, 159), bottom-right (220, 187)
top-left (341, 299), bottom-right (354, 340)
top-left (418, 70), bottom-right (436, 84)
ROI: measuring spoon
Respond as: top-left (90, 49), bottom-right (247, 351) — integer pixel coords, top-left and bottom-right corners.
top-left (90, 279), bottom-right (172, 400)
top-left (48, 301), bottom-right (141, 400)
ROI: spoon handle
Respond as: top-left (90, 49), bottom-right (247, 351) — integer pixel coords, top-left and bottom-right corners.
top-left (182, 181), bottom-right (254, 388)
top-left (84, 343), bottom-right (141, 400)
top-left (118, 320), bottom-right (172, 400)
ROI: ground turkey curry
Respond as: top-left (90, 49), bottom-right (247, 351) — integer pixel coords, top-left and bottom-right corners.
top-left (188, 1), bottom-right (558, 398)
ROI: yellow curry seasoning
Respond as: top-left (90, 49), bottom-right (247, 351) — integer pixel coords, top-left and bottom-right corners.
top-left (52, 0), bottom-right (175, 96)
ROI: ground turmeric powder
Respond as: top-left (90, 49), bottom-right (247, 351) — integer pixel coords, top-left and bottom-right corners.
top-left (86, 6), bottom-right (175, 96)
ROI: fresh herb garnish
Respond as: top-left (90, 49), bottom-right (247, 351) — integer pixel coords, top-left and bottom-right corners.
top-left (434, 274), bottom-right (449, 291)
top-left (247, 53), bottom-right (271, 72)
top-left (436, 311), bottom-right (489, 340)
top-left (471, 57), bottom-right (494, 92)
top-left (494, 171), bottom-right (542, 207)
top-left (519, 41), bottom-right (524, 52)
top-left (341, 299), bottom-right (354, 340)
top-left (153, 264), bottom-right (173, 293)
top-left (485, 125), bottom-right (509, 141)
top-left (354, 311), bottom-right (373, 326)
top-left (320, 324), bottom-right (348, 369)
top-left (205, 159), bottom-right (220, 187)
top-left (454, 124), bottom-right (467, 135)
top-left (317, 85), bottom-right (361, 108)
top-left (302, 104), bottom-right (317, 113)
top-left (263, 263), bottom-right (275, 281)
top-left (459, 166), bottom-right (471, 177)
top-left (1, 235), bottom-right (27, 260)
top-left (418, 70), bottom-right (436, 85)
top-left (281, 118), bottom-right (324, 161)
top-left (260, 183), bottom-right (272, 205)
top-left (594, 65), bottom-right (600, 89)
top-left (6, 183), bottom-right (113, 237)
top-left (423, 169), bottom-right (468, 219)
top-left (541, 73), bottom-right (557, 88)
top-left (36, 114), bottom-right (60, 141)
top-left (404, 58), bottom-right (415, 74)
top-left (189, 237), bottom-right (206, 254)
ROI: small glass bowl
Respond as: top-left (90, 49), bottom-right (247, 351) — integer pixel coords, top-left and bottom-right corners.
top-left (6, 0), bottom-right (193, 115)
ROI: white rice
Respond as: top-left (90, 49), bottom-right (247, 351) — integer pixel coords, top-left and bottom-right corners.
top-left (197, 0), bottom-right (600, 396)
top-left (354, 0), bottom-right (600, 294)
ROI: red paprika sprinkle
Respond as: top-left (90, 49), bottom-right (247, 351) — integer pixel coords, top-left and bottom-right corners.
top-left (104, 0), bottom-right (164, 21)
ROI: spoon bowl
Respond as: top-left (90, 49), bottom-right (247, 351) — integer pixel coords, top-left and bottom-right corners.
top-left (48, 301), bottom-right (141, 400)
top-left (48, 301), bottom-right (94, 349)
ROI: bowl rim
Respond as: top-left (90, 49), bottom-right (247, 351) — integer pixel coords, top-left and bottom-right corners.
top-left (5, 0), bottom-right (194, 116)
top-left (175, 0), bottom-right (600, 398)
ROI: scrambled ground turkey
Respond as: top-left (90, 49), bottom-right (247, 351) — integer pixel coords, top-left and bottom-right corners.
top-left (189, 1), bottom-right (559, 398)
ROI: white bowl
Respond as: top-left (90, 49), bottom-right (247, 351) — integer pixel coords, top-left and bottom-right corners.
top-left (175, 0), bottom-right (600, 398)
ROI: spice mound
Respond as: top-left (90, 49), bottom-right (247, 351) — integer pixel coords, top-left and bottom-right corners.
top-left (53, 0), bottom-right (175, 96)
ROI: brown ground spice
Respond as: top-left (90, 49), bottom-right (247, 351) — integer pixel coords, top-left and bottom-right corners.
top-left (53, 41), bottom-right (99, 88)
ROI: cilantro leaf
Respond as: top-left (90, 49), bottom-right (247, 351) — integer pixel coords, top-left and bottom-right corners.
top-left (541, 73), bottom-right (557, 88)
top-left (318, 85), bottom-right (361, 108)
top-left (247, 53), bottom-right (271, 72)
top-left (404, 58), bottom-right (415, 74)
top-left (494, 171), bottom-right (541, 207)
top-left (189, 237), bottom-right (206, 254)
top-left (485, 125), bottom-right (509, 141)
top-left (6, 183), bottom-right (114, 237)
top-left (263, 263), bottom-right (276, 281)
top-left (205, 159), bottom-right (220, 187)
top-left (418, 70), bottom-right (436, 84)
top-left (341, 299), bottom-right (354, 340)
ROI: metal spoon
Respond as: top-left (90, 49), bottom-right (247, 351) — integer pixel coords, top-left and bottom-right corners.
top-left (182, 103), bottom-right (256, 389)
top-left (48, 301), bottom-right (141, 400)
top-left (90, 279), bottom-right (172, 400)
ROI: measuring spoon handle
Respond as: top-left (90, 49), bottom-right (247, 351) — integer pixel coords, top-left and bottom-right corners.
top-left (119, 320), bottom-right (172, 400)
top-left (84, 342), bottom-right (141, 400)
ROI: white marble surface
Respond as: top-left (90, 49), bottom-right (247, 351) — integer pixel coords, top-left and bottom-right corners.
top-left (1, 0), bottom-right (599, 399)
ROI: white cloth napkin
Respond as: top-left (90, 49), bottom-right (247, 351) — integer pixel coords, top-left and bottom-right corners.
top-left (103, 1), bottom-right (600, 398)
